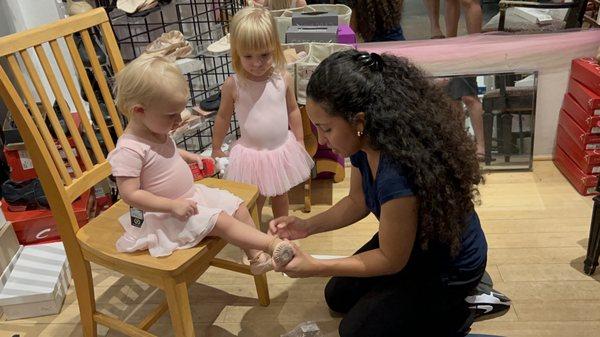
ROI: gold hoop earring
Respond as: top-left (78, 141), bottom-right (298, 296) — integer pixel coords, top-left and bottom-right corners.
top-left (357, 131), bottom-right (363, 137)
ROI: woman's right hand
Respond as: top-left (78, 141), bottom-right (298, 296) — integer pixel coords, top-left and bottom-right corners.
top-left (211, 148), bottom-right (228, 159)
top-left (170, 199), bottom-right (198, 222)
top-left (268, 216), bottom-right (310, 240)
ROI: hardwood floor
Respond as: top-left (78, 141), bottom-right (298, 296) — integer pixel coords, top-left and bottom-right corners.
top-left (0, 161), bottom-right (598, 337)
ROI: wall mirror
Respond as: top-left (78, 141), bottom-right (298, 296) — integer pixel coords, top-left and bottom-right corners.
top-left (431, 71), bottom-right (538, 171)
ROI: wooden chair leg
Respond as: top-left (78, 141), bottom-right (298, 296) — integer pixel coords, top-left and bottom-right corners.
top-left (164, 279), bottom-right (195, 337)
top-left (250, 206), bottom-right (270, 306)
top-left (585, 195), bottom-right (600, 275)
top-left (72, 260), bottom-right (98, 337)
top-left (500, 112), bottom-right (513, 163)
top-left (482, 106), bottom-right (494, 166)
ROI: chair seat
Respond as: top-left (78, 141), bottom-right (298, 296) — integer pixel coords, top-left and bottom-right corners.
top-left (483, 86), bottom-right (535, 98)
top-left (77, 178), bottom-right (259, 275)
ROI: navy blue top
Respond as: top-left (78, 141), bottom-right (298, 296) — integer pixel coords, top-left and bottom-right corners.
top-left (350, 151), bottom-right (487, 275)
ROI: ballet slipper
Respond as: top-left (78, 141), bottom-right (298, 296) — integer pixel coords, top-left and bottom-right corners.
top-left (269, 239), bottom-right (295, 267)
top-left (249, 251), bottom-right (274, 275)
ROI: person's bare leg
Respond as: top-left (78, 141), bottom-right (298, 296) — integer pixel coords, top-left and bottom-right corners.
top-left (423, 0), bottom-right (444, 38)
top-left (462, 95), bottom-right (485, 155)
top-left (209, 209), bottom-right (294, 272)
top-left (270, 193), bottom-right (289, 220)
top-left (460, 0), bottom-right (482, 34)
top-left (444, 0), bottom-right (461, 37)
top-left (256, 194), bottom-right (266, 227)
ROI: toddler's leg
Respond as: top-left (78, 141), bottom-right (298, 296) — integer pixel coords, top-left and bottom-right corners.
top-left (209, 204), bottom-right (294, 274)
top-left (270, 193), bottom-right (289, 219)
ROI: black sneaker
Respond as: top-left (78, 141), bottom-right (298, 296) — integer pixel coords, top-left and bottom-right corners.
top-left (199, 92), bottom-right (221, 112)
top-left (465, 272), bottom-right (511, 320)
top-left (2, 178), bottom-right (49, 211)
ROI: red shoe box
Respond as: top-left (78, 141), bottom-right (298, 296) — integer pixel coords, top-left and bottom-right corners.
top-left (558, 109), bottom-right (600, 150)
top-left (568, 78), bottom-right (600, 116)
top-left (556, 125), bottom-right (600, 174)
top-left (570, 58), bottom-right (600, 96)
top-left (2, 190), bottom-right (95, 245)
top-left (554, 146), bottom-right (598, 196)
top-left (562, 93), bottom-right (600, 134)
top-left (4, 140), bottom-right (84, 182)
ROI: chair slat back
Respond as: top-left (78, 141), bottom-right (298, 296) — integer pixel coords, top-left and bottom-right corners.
top-left (0, 8), bottom-right (124, 241)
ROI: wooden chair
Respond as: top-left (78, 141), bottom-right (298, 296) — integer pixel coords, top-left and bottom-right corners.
top-left (0, 8), bottom-right (269, 337)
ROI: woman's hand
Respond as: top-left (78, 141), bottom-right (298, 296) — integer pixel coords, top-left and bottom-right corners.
top-left (170, 199), bottom-right (198, 221)
top-left (274, 243), bottom-right (322, 278)
top-left (268, 216), bottom-right (310, 240)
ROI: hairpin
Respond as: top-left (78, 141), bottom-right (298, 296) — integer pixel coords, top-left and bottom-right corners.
top-left (356, 52), bottom-right (384, 72)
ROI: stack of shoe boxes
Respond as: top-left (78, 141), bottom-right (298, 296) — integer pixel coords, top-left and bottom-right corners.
top-left (285, 11), bottom-right (356, 46)
top-left (1, 111), bottom-right (99, 245)
top-left (554, 58), bottom-right (600, 195)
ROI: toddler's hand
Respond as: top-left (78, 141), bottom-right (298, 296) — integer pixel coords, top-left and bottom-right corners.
top-left (196, 155), bottom-right (214, 169)
top-left (211, 148), bottom-right (228, 159)
top-left (171, 199), bottom-right (198, 221)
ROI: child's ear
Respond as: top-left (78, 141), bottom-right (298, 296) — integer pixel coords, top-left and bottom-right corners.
top-left (132, 105), bottom-right (145, 116)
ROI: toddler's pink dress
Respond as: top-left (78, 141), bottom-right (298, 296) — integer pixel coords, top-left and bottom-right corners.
top-left (108, 133), bottom-right (243, 257)
top-left (227, 73), bottom-right (313, 197)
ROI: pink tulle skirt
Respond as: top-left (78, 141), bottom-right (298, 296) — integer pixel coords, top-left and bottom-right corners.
top-left (116, 184), bottom-right (243, 257)
top-left (226, 131), bottom-right (314, 197)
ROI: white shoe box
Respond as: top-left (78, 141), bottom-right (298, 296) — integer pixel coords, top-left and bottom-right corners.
top-left (0, 221), bottom-right (22, 317)
top-left (0, 221), bottom-right (20, 274)
top-left (0, 242), bottom-right (71, 320)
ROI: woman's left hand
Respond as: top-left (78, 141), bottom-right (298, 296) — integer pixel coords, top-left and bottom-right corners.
top-left (274, 243), bottom-right (322, 278)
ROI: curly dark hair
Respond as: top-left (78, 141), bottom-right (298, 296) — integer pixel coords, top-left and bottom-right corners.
top-left (351, 0), bottom-right (403, 41)
top-left (306, 50), bottom-right (483, 256)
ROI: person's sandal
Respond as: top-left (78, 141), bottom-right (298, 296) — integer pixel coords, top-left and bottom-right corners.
top-left (249, 252), bottom-right (274, 275)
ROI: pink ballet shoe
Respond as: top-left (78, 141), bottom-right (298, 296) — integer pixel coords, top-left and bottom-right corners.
top-left (249, 252), bottom-right (274, 275)
top-left (271, 240), bottom-right (294, 267)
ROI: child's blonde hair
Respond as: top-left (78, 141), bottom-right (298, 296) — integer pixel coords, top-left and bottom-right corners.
top-left (114, 55), bottom-right (189, 117)
top-left (230, 7), bottom-right (286, 80)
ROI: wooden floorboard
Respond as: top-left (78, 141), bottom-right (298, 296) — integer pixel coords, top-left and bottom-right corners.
top-left (1, 161), bottom-right (598, 337)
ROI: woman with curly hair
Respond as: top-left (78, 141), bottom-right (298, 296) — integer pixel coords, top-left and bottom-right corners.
top-left (269, 49), bottom-right (487, 337)
top-left (348, 0), bottom-right (405, 42)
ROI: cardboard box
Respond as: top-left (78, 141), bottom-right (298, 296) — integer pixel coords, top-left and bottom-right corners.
top-left (556, 125), bottom-right (600, 174)
top-left (0, 222), bottom-right (21, 275)
top-left (292, 11), bottom-right (338, 26)
top-left (554, 146), bottom-right (598, 196)
top-left (562, 93), bottom-right (600, 134)
top-left (337, 24), bottom-right (357, 47)
top-left (286, 26), bottom-right (338, 43)
top-left (568, 78), bottom-right (600, 115)
top-left (4, 140), bottom-right (83, 182)
top-left (558, 109), bottom-right (600, 150)
top-left (0, 242), bottom-right (71, 320)
top-left (570, 58), bottom-right (600, 96)
top-left (0, 232), bottom-right (22, 318)
top-left (2, 190), bottom-right (94, 245)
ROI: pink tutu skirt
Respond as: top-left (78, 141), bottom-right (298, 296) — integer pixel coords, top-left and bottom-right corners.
top-left (226, 131), bottom-right (314, 197)
top-left (116, 184), bottom-right (243, 257)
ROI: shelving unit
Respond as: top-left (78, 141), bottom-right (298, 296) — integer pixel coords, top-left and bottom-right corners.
top-left (94, 0), bottom-right (244, 153)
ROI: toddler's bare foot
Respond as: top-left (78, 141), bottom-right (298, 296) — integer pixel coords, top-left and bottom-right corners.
top-left (269, 238), bottom-right (294, 267)
top-left (249, 251), bottom-right (274, 275)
